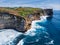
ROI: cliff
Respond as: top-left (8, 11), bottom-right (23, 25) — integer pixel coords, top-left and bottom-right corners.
top-left (0, 7), bottom-right (53, 32)
top-left (24, 9), bottom-right (53, 30)
top-left (24, 9), bottom-right (45, 30)
top-left (0, 12), bottom-right (25, 32)
top-left (44, 9), bottom-right (53, 16)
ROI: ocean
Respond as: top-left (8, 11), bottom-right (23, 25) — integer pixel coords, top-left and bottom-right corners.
top-left (0, 10), bottom-right (60, 45)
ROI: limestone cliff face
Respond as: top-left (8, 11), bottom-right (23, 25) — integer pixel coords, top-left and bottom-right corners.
top-left (44, 9), bottom-right (53, 16)
top-left (24, 10), bottom-right (45, 30)
top-left (0, 9), bottom-right (53, 32)
top-left (0, 10), bottom-right (44, 31)
top-left (24, 9), bottom-right (53, 31)
top-left (0, 12), bottom-right (25, 32)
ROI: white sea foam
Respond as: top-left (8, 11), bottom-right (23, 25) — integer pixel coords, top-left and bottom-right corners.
top-left (45, 40), bottom-right (54, 45)
top-left (31, 16), bottom-right (48, 29)
top-left (0, 29), bottom-right (23, 45)
top-left (18, 16), bottom-right (54, 45)
top-left (0, 16), bottom-right (54, 45)
top-left (17, 39), bottom-right (24, 45)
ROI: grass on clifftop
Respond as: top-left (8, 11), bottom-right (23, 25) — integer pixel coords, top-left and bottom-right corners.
top-left (0, 7), bottom-right (43, 17)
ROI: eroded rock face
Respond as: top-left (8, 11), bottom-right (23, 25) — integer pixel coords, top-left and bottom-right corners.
top-left (24, 10), bottom-right (45, 31)
top-left (0, 12), bottom-right (25, 32)
top-left (44, 9), bottom-right (53, 16)
top-left (0, 9), bottom-right (53, 32)
top-left (24, 9), bottom-right (53, 31)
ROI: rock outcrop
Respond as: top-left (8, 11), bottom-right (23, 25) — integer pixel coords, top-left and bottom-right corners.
top-left (0, 8), bottom-right (53, 32)
top-left (24, 9), bottom-right (53, 31)
top-left (0, 12), bottom-right (25, 32)
top-left (44, 9), bottom-right (53, 16)
top-left (24, 10), bottom-right (45, 30)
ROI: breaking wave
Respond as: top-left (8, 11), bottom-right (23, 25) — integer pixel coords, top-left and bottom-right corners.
top-left (17, 16), bottom-right (54, 45)
top-left (0, 16), bottom-right (54, 45)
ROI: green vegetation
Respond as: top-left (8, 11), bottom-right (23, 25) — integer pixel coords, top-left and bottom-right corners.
top-left (14, 7), bottom-right (42, 17)
top-left (0, 7), bottom-right (43, 17)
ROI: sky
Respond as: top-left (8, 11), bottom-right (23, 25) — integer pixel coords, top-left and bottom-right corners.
top-left (0, 0), bottom-right (60, 10)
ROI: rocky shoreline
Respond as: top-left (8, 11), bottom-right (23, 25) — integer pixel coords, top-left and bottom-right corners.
top-left (24, 9), bottom-right (53, 31)
top-left (0, 8), bottom-right (53, 32)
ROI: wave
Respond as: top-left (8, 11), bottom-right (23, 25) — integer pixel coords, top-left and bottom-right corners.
top-left (0, 16), bottom-right (54, 45)
top-left (17, 16), bottom-right (54, 45)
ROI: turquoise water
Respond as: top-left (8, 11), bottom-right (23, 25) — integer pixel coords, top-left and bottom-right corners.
top-left (0, 10), bottom-right (60, 45)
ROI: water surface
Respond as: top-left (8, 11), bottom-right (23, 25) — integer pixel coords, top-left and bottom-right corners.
top-left (0, 10), bottom-right (60, 45)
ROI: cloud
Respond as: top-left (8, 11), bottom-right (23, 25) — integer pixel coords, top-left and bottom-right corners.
top-left (0, 3), bottom-right (60, 10)
top-left (49, 4), bottom-right (60, 10)
top-left (39, 4), bottom-right (60, 10)
top-left (0, 0), bottom-right (60, 10)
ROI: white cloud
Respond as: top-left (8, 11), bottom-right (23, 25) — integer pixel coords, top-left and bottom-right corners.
top-left (0, 0), bottom-right (60, 10)
top-left (18, 3), bottom-right (60, 10)
top-left (0, 3), bottom-right (60, 10)
top-left (49, 4), bottom-right (60, 10)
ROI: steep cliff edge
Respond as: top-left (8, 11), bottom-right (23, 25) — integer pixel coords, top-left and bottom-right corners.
top-left (44, 9), bottom-right (53, 16)
top-left (24, 9), bottom-right (45, 30)
top-left (0, 7), bottom-right (53, 32)
top-left (24, 9), bottom-right (53, 31)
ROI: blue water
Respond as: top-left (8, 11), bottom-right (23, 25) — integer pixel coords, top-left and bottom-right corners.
top-left (0, 10), bottom-right (60, 45)
top-left (46, 10), bottom-right (60, 45)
